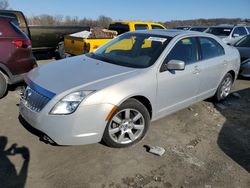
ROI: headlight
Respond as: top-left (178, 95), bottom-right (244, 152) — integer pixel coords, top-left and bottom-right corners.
top-left (50, 91), bottom-right (94, 115)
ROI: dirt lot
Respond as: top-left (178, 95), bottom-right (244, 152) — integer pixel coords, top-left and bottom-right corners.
top-left (0, 59), bottom-right (250, 188)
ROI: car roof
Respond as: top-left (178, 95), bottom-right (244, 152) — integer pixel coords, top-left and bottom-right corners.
top-left (132, 29), bottom-right (209, 38)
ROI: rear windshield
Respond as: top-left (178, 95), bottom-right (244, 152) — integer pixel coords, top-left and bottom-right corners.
top-left (87, 33), bottom-right (172, 68)
top-left (0, 12), bottom-right (19, 26)
top-left (206, 27), bottom-right (232, 36)
top-left (152, 25), bottom-right (165, 29)
top-left (10, 22), bottom-right (27, 38)
top-left (108, 23), bottom-right (130, 35)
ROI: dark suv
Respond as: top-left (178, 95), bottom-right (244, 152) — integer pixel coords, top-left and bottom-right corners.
top-left (0, 16), bottom-right (37, 98)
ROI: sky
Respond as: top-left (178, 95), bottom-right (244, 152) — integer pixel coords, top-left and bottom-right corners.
top-left (8, 0), bottom-right (250, 22)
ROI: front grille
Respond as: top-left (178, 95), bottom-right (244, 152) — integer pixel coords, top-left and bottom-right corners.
top-left (22, 86), bottom-right (51, 112)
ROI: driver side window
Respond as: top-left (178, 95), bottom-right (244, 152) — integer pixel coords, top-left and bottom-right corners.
top-left (164, 37), bottom-right (198, 65)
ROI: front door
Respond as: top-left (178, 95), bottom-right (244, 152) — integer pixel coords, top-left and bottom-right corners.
top-left (156, 37), bottom-right (201, 118)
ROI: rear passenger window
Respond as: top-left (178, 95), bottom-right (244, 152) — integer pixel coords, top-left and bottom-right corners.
top-left (164, 37), bottom-right (198, 64)
top-left (152, 25), bottom-right (165, 29)
top-left (135, 24), bottom-right (148, 30)
top-left (199, 37), bottom-right (225, 60)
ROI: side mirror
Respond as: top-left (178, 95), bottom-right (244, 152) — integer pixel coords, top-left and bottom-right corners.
top-left (233, 33), bottom-right (240, 38)
top-left (160, 60), bottom-right (185, 72)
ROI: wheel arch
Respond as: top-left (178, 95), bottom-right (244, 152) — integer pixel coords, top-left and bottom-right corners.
top-left (121, 95), bottom-right (153, 119)
top-left (227, 70), bottom-right (236, 82)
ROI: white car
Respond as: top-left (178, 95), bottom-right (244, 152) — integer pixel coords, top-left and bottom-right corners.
top-left (206, 25), bottom-right (250, 45)
top-left (19, 30), bottom-right (240, 148)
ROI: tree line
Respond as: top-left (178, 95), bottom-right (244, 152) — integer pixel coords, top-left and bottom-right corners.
top-left (27, 15), bottom-right (250, 28)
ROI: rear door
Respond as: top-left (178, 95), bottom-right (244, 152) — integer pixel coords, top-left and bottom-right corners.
top-left (156, 37), bottom-right (202, 116)
top-left (196, 37), bottom-right (226, 100)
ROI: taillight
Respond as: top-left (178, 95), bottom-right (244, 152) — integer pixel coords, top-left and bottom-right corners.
top-left (84, 42), bottom-right (90, 53)
top-left (12, 39), bottom-right (31, 48)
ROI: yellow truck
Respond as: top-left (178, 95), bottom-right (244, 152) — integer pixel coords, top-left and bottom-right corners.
top-left (64, 21), bottom-right (166, 56)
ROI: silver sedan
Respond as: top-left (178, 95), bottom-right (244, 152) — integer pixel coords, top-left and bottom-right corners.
top-left (19, 30), bottom-right (240, 147)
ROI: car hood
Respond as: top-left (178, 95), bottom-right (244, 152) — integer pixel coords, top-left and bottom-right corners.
top-left (27, 55), bottom-right (137, 95)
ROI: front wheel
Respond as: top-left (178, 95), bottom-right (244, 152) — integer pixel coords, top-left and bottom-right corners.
top-left (103, 99), bottom-right (150, 148)
top-left (214, 73), bottom-right (233, 102)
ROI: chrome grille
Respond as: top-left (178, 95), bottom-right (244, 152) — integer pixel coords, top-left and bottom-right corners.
top-left (22, 86), bottom-right (51, 112)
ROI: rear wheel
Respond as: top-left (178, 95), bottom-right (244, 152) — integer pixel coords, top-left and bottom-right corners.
top-left (103, 99), bottom-right (150, 148)
top-left (214, 73), bottom-right (233, 102)
top-left (0, 71), bottom-right (8, 99)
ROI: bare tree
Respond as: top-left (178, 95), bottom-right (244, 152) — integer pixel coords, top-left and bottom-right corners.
top-left (0, 0), bottom-right (9, 10)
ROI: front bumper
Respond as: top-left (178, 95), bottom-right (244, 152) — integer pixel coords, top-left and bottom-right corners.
top-left (19, 99), bottom-right (114, 145)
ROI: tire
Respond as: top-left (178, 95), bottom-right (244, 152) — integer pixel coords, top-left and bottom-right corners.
top-left (55, 41), bottom-right (66, 59)
top-left (103, 98), bottom-right (150, 148)
top-left (0, 71), bottom-right (8, 99)
top-left (213, 73), bottom-right (233, 102)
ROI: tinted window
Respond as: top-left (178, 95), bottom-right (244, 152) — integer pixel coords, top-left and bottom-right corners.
top-left (233, 27), bottom-right (247, 36)
top-left (174, 27), bottom-right (191, 30)
top-left (88, 33), bottom-right (172, 68)
top-left (190, 27), bottom-right (207, 32)
top-left (152, 25), bottom-right (165, 29)
top-left (206, 27), bottom-right (232, 36)
top-left (135, 24), bottom-right (148, 30)
top-left (199, 37), bottom-right (225, 59)
top-left (247, 27), bottom-right (250, 33)
top-left (235, 35), bottom-right (250, 47)
top-left (164, 37), bottom-right (198, 64)
top-left (0, 12), bottom-right (19, 26)
top-left (108, 23), bottom-right (129, 35)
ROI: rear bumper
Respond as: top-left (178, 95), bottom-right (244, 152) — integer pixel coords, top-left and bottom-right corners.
top-left (9, 58), bottom-right (37, 84)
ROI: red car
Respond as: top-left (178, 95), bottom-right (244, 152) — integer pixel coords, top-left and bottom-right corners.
top-left (0, 15), bottom-right (37, 98)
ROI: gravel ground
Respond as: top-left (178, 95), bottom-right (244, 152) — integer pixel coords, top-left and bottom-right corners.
top-left (0, 58), bottom-right (249, 188)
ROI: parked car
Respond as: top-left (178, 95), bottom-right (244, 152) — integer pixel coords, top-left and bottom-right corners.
top-left (234, 34), bottom-right (250, 62)
top-left (19, 30), bottom-right (240, 147)
top-left (173, 26), bottom-right (207, 32)
top-left (0, 16), bottom-right (37, 98)
top-left (0, 10), bottom-right (90, 59)
top-left (64, 21), bottom-right (166, 56)
top-left (206, 25), bottom-right (250, 45)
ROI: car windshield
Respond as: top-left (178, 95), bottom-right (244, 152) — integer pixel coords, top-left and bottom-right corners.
top-left (87, 33), bottom-right (172, 68)
top-left (206, 27), bottom-right (232, 36)
top-left (235, 35), bottom-right (250, 47)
